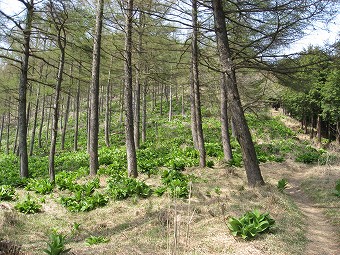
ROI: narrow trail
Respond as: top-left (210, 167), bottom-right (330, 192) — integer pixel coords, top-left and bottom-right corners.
top-left (271, 109), bottom-right (339, 254)
top-left (286, 174), bottom-right (339, 255)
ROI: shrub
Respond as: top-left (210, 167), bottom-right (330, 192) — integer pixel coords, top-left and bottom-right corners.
top-left (43, 230), bottom-right (70, 255)
top-left (25, 179), bottom-right (54, 194)
top-left (107, 173), bottom-right (152, 200)
top-left (295, 146), bottom-right (324, 164)
top-left (60, 192), bottom-right (108, 212)
top-left (14, 194), bottom-right (42, 214)
top-left (161, 170), bottom-right (190, 198)
top-left (85, 235), bottom-right (110, 245)
top-left (277, 179), bottom-right (288, 192)
top-left (0, 185), bottom-right (17, 201)
top-left (227, 210), bottom-right (275, 239)
top-left (333, 179), bottom-right (340, 197)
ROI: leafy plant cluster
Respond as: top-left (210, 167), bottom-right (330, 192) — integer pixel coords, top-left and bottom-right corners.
top-left (60, 178), bottom-right (109, 212)
top-left (333, 179), bottom-right (340, 197)
top-left (158, 169), bottom-right (191, 198)
top-left (43, 230), bottom-right (70, 255)
top-left (0, 185), bottom-right (17, 201)
top-left (14, 194), bottom-right (42, 214)
top-left (85, 235), bottom-right (110, 245)
top-left (107, 171), bottom-right (152, 200)
top-left (227, 210), bottom-right (275, 240)
top-left (277, 179), bottom-right (288, 192)
top-left (295, 146), bottom-right (325, 164)
top-left (25, 178), bottom-right (54, 194)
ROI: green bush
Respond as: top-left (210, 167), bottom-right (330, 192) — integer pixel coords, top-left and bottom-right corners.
top-left (295, 146), bottom-right (325, 164)
top-left (277, 179), bottom-right (288, 192)
top-left (107, 173), bottom-right (152, 200)
top-left (0, 185), bottom-right (17, 201)
top-left (25, 179), bottom-right (54, 194)
top-left (14, 194), bottom-right (42, 214)
top-left (227, 210), bottom-right (275, 239)
top-left (60, 192), bottom-right (108, 212)
top-left (161, 170), bottom-right (190, 198)
top-left (43, 230), bottom-right (70, 255)
top-left (333, 179), bottom-right (340, 197)
top-left (85, 235), bottom-right (110, 245)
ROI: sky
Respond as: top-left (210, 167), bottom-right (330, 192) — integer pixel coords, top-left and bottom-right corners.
top-left (0, 0), bottom-right (339, 55)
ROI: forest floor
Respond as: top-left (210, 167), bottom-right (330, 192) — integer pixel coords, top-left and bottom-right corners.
top-left (1, 110), bottom-right (339, 255)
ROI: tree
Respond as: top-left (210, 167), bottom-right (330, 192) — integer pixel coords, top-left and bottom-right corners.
top-left (89, 0), bottom-right (104, 175)
top-left (124, 0), bottom-right (138, 178)
top-left (48, 0), bottom-right (68, 183)
top-left (212, 0), bottom-right (265, 187)
top-left (190, 0), bottom-right (206, 167)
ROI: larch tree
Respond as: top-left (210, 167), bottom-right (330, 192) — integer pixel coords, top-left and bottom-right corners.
top-left (212, 0), bottom-right (265, 187)
top-left (191, 0), bottom-right (206, 167)
top-left (89, 0), bottom-right (104, 176)
top-left (124, 0), bottom-right (138, 178)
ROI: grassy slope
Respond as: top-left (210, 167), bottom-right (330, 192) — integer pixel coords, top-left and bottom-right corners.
top-left (0, 110), bottom-right (339, 255)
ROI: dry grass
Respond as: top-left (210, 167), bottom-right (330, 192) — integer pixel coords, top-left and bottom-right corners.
top-left (0, 163), bottom-right (311, 255)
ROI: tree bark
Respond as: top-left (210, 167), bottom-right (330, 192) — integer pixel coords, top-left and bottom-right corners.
top-left (6, 104), bottom-right (10, 155)
top-left (18, 0), bottom-right (34, 178)
top-left (317, 114), bottom-right (322, 145)
top-left (29, 85), bottom-right (40, 156)
top-left (212, 0), bottom-right (264, 187)
top-left (0, 114), bottom-right (4, 151)
top-left (191, 0), bottom-right (206, 167)
top-left (48, 1), bottom-right (67, 183)
top-left (141, 79), bottom-right (147, 143)
top-left (89, 0), bottom-right (104, 175)
top-left (38, 95), bottom-right (45, 148)
top-left (124, 0), bottom-right (138, 178)
top-left (74, 65), bottom-right (81, 151)
top-left (105, 56), bottom-right (113, 147)
top-left (61, 89), bottom-right (71, 150)
top-left (220, 73), bottom-right (233, 162)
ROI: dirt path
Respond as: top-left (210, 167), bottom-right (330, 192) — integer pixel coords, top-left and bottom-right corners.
top-left (286, 176), bottom-right (339, 255)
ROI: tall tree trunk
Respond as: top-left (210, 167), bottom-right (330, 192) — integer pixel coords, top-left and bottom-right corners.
top-left (191, 0), bottom-right (206, 167)
top-left (18, 0), bottom-right (34, 178)
top-left (310, 114), bottom-right (314, 139)
top-left (168, 84), bottom-right (172, 121)
top-left (48, 2), bottom-right (67, 183)
top-left (124, 0), bottom-right (138, 178)
top-left (212, 0), bottom-right (264, 187)
top-left (46, 95), bottom-right (52, 141)
top-left (89, 0), bottom-right (104, 175)
top-left (317, 114), bottom-right (322, 145)
top-left (29, 85), bottom-right (40, 156)
top-left (141, 79), bottom-right (147, 143)
top-left (220, 73), bottom-right (233, 162)
top-left (61, 90), bottom-right (71, 150)
top-left (181, 85), bottom-right (185, 117)
top-left (6, 104), bottom-right (10, 155)
top-left (38, 95), bottom-right (45, 148)
top-left (105, 56), bottom-right (113, 147)
top-left (74, 66), bottom-right (81, 151)
top-left (0, 114), bottom-right (4, 151)
top-left (134, 12), bottom-right (143, 150)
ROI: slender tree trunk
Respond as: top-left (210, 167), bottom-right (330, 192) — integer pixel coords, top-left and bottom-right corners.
top-left (74, 66), bottom-right (81, 151)
top-left (14, 116), bottom-right (19, 156)
top-left (105, 56), bottom-right (113, 147)
top-left (86, 86), bottom-right (91, 153)
top-left (141, 79), bottom-right (147, 143)
top-left (317, 114), bottom-right (322, 145)
top-left (124, 0), bottom-right (138, 178)
top-left (191, 0), bottom-right (206, 167)
top-left (160, 84), bottom-right (163, 115)
top-left (6, 105), bottom-right (10, 155)
top-left (48, 3), bottom-right (67, 182)
top-left (168, 84), bottom-right (172, 121)
top-left (61, 90), bottom-right (71, 150)
top-left (46, 96), bottom-right (52, 141)
top-left (336, 121), bottom-right (340, 145)
top-left (212, 0), bottom-right (264, 186)
top-left (181, 85), bottom-right (185, 116)
top-left (310, 114), bottom-right (314, 139)
top-left (18, 0), bottom-right (34, 178)
top-left (29, 85), bottom-right (40, 156)
top-left (0, 114), bottom-right (4, 151)
top-left (220, 73), bottom-right (233, 162)
top-left (38, 95), bottom-right (45, 148)
top-left (89, 0), bottom-right (104, 175)
top-left (119, 85), bottom-right (124, 125)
